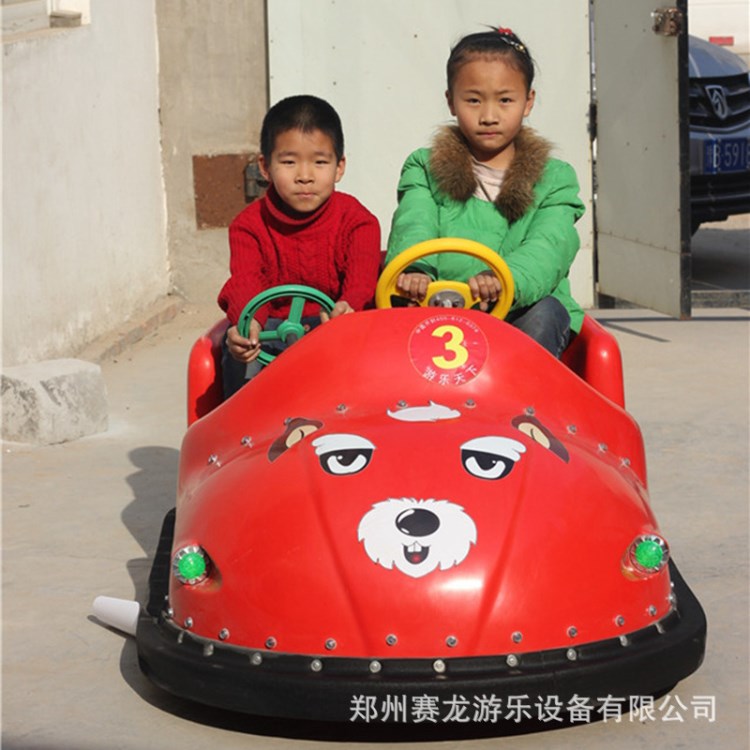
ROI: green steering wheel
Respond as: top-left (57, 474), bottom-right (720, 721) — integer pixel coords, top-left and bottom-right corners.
top-left (237, 284), bottom-right (336, 366)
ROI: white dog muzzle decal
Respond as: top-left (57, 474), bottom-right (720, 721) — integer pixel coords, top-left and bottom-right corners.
top-left (357, 498), bottom-right (477, 578)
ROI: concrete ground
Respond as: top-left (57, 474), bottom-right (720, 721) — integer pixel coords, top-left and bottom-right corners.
top-left (2, 224), bottom-right (748, 749)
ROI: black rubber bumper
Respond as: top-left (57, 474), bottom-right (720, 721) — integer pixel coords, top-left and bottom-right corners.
top-left (137, 511), bottom-right (707, 724)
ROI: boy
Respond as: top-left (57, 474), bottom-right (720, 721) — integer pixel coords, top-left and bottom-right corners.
top-left (218, 95), bottom-right (381, 398)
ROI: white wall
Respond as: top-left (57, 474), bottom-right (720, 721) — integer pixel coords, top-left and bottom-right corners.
top-left (2, 2), bottom-right (169, 366)
top-left (267, 0), bottom-right (594, 309)
top-left (689, 0), bottom-right (750, 59)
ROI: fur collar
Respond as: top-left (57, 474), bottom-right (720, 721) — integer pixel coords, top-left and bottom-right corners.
top-left (429, 126), bottom-right (551, 222)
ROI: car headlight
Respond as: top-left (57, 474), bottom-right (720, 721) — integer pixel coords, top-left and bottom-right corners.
top-left (623, 534), bottom-right (670, 577)
top-left (172, 544), bottom-right (210, 585)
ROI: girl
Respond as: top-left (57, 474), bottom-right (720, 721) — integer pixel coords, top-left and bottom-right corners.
top-left (386, 27), bottom-right (585, 357)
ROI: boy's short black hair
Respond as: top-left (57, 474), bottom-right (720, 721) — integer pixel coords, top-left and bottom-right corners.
top-left (260, 95), bottom-right (344, 162)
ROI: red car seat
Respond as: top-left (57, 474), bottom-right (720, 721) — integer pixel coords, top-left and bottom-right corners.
top-left (187, 319), bottom-right (228, 426)
top-left (561, 315), bottom-right (625, 408)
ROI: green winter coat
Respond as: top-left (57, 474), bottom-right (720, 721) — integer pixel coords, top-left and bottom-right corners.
top-left (386, 126), bottom-right (586, 332)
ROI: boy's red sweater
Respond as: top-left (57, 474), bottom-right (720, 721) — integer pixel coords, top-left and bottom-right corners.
top-left (218, 186), bottom-right (382, 326)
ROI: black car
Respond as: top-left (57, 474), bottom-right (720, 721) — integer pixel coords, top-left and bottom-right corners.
top-left (688, 35), bottom-right (750, 231)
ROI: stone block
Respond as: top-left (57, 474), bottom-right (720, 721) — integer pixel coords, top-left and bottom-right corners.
top-left (1, 359), bottom-right (108, 445)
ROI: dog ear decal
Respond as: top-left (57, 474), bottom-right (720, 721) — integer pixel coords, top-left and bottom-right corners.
top-left (512, 415), bottom-right (569, 463)
top-left (268, 418), bottom-right (323, 462)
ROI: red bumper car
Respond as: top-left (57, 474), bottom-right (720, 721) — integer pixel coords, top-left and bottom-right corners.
top-left (136, 241), bottom-right (706, 727)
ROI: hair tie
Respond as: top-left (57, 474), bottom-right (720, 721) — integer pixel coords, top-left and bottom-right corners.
top-left (494, 26), bottom-right (527, 55)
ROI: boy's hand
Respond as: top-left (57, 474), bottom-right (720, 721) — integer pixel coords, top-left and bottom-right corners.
top-left (226, 321), bottom-right (261, 363)
top-left (396, 272), bottom-right (431, 302)
top-left (320, 300), bottom-right (354, 322)
top-left (468, 271), bottom-right (502, 311)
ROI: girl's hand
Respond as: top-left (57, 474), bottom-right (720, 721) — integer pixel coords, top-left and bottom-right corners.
top-left (226, 321), bottom-right (261, 363)
top-left (320, 300), bottom-right (354, 322)
top-left (468, 271), bottom-right (502, 311)
top-left (396, 272), bottom-right (431, 302)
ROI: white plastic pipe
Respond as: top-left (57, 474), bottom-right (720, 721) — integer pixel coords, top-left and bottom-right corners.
top-left (92, 596), bottom-right (140, 636)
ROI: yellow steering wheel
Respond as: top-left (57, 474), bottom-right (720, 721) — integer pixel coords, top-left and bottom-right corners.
top-left (375, 238), bottom-right (514, 319)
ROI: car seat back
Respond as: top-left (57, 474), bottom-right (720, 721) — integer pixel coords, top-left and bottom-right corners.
top-left (561, 315), bottom-right (625, 408)
top-left (187, 319), bottom-right (228, 426)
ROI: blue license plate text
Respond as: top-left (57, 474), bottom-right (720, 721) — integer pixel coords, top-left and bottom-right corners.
top-left (703, 138), bottom-right (749, 175)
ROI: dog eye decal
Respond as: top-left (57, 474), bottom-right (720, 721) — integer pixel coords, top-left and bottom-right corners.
top-left (460, 437), bottom-right (526, 480)
top-left (312, 434), bottom-right (375, 476)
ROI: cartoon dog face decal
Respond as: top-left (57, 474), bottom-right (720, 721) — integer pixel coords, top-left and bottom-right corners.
top-left (310, 403), bottom-right (526, 578)
top-left (273, 403), bottom-right (567, 579)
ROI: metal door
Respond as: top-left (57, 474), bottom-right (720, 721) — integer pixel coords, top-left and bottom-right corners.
top-left (592, 0), bottom-right (690, 317)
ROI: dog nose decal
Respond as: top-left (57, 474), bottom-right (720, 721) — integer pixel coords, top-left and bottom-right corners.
top-left (396, 507), bottom-right (440, 537)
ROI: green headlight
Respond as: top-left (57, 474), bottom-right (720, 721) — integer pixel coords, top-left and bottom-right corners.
top-left (172, 545), bottom-right (209, 584)
top-left (635, 539), bottom-right (663, 568)
top-left (629, 534), bottom-right (669, 574)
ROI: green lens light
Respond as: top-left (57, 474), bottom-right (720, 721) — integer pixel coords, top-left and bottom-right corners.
top-left (628, 534), bottom-right (669, 574)
top-left (178, 552), bottom-right (206, 580)
top-left (172, 545), bottom-right (209, 584)
top-left (635, 539), bottom-right (663, 569)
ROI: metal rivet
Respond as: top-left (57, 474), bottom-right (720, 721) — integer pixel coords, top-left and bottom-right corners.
top-left (250, 652), bottom-right (263, 666)
top-left (433, 659), bottom-right (446, 674)
top-left (511, 631), bottom-right (523, 644)
top-left (336, 403), bottom-right (347, 413)
top-left (241, 436), bottom-right (252, 446)
top-left (668, 592), bottom-right (677, 606)
top-left (386, 634), bottom-right (398, 646)
top-left (397, 400), bottom-right (408, 408)
top-left (165, 607), bottom-right (174, 619)
top-left (567, 626), bottom-right (578, 638)
top-left (310, 659), bottom-right (323, 672)
top-left (208, 454), bottom-right (218, 464)
top-left (446, 635), bottom-right (458, 648)
top-left (525, 406), bottom-right (535, 416)
top-left (183, 617), bottom-right (193, 629)
top-left (648, 605), bottom-right (658, 617)
top-left (265, 637), bottom-right (277, 649)
top-left (369, 660), bottom-right (382, 673)
top-left (566, 648), bottom-right (578, 661)
top-left (325, 638), bottom-right (337, 651)
top-left (567, 424), bottom-right (577, 434)
top-left (619, 635), bottom-right (630, 647)
top-left (620, 457), bottom-right (631, 467)
top-left (465, 399), bottom-right (476, 408)
top-left (203, 643), bottom-right (214, 656)
top-left (506, 654), bottom-right (519, 668)
top-left (615, 615), bottom-right (625, 627)
top-left (598, 443), bottom-right (608, 452)
top-left (219, 628), bottom-right (229, 641)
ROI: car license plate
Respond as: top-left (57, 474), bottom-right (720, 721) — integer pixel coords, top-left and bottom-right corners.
top-left (703, 138), bottom-right (750, 175)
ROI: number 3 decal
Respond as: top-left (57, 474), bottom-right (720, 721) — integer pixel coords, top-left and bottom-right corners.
top-left (409, 315), bottom-right (489, 386)
top-left (431, 325), bottom-right (469, 370)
